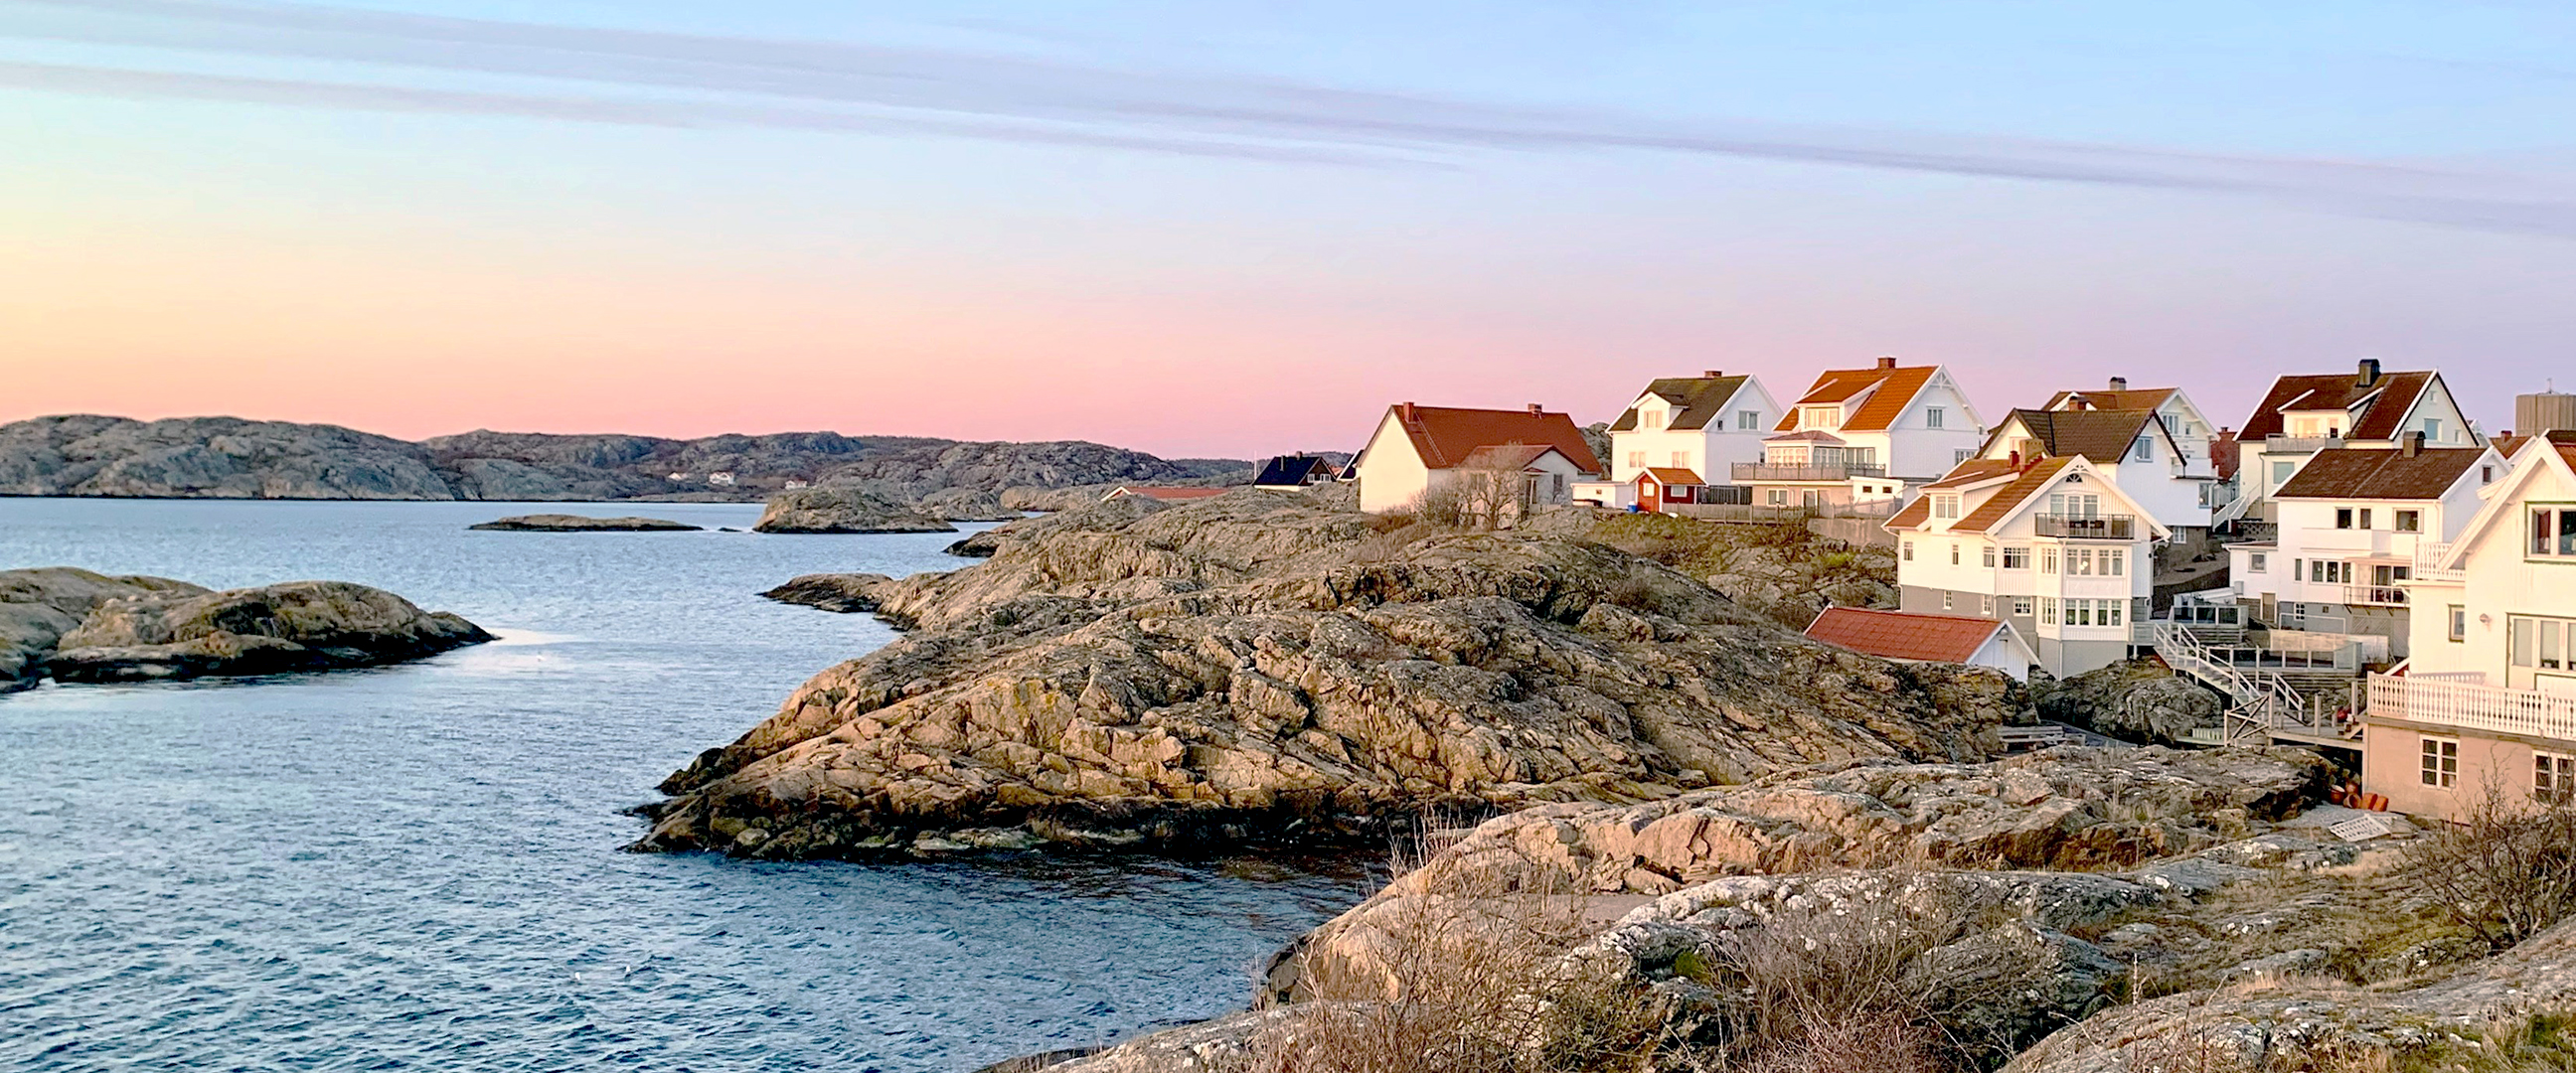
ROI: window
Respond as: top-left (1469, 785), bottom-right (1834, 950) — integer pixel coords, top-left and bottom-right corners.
top-left (1954, 448), bottom-right (1976, 466)
top-left (1941, 592), bottom-right (1955, 611)
top-left (1767, 489), bottom-right (1788, 506)
top-left (1933, 495), bottom-right (1960, 520)
top-left (2540, 753), bottom-right (2576, 803)
top-left (2270, 461), bottom-right (2297, 489)
top-left (2421, 736), bottom-right (2459, 789)
top-left (2065, 547), bottom-right (2090, 575)
top-left (1739, 410), bottom-right (1760, 431)
top-left (2047, 493), bottom-right (2100, 517)
top-left (2132, 437), bottom-right (2154, 462)
top-left (2002, 546), bottom-right (2029, 569)
top-left (1926, 407), bottom-right (1945, 429)
top-left (2039, 597), bottom-right (2058, 624)
top-left (2041, 547), bottom-right (2059, 573)
top-left (2531, 508), bottom-right (2576, 558)
top-left (2249, 552), bottom-right (2267, 572)
top-left (2423, 417), bottom-right (2444, 441)
top-left (1802, 406), bottom-right (1842, 430)
top-left (2104, 549), bottom-right (2125, 576)
top-left (1980, 594), bottom-right (1996, 616)
top-left (1551, 474), bottom-right (1566, 498)
top-left (2012, 597), bottom-right (2033, 617)
top-left (2335, 508), bottom-right (2355, 530)
top-left (2483, 465), bottom-right (2496, 484)
top-left (1982, 545), bottom-right (1997, 567)
top-left (1626, 451), bottom-right (1646, 469)
top-left (2510, 617), bottom-right (2574, 671)
top-left (2395, 510), bottom-right (2422, 534)
top-left (1670, 451), bottom-right (1687, 467)
top-left (1950, 542), bottom-right (1961, 565)
top-left (2449, 605), bottom-right (2468, 643)
top-left (1901, 540), bottom-right (1914, 561)
top-left (2360, 508), bottom-right (2373, 529)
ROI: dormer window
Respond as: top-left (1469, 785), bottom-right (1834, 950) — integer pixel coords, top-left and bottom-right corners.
top-left (1802, 405), bottom-right (1843, 430)
top-left (1641, 409), bottom-right (1664, 430)
top-left (1932, 494), bottom-right (1960, 520)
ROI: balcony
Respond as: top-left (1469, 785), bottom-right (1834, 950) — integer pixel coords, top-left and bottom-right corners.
top-left (2262, 434), bottom-right (2347, 454)
top-left (2413, 541), bottom-right (2464, 582)
top-left (2369, 673), bottom-right (2576, 742)
top-left (2032, 514), bottom-right (2137, 539)
top-left (1731, 461), bottom-right (1887, 483)
top-left (2342, 584), bottom-right (2408, 607)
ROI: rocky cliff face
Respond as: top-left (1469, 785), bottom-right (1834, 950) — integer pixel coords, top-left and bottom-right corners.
top-left (750, 489), bottom-right (954, 535)
top-left (0, 413), bottom-right (1249, 505)
top-left (635, 492), bottom-right (2020, 858)
top-left (1, 569), bottom-right (490, 686)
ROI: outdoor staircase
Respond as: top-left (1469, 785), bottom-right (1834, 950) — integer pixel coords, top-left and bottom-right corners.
top-left (2152, 622), bottom-right (2323, 746)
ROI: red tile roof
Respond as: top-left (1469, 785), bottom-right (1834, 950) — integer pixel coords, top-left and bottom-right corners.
top-left (1386, 404), bottom-right (1603, 475)
top-left (1776, 364), bottom-right (1940, 433)
top-left (2238, 368), bottom-right (2435, 441)
top-left (1805, 606), bottom-right (2005, 665)
top-left (1886, 458), bottom-right (2032, 532)
top-left (1640, 467), bottom-right (1704, 485)
top-left (1458, 443), bottom-right (1567, 471)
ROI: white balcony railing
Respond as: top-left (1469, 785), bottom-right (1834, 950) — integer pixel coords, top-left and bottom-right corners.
top-left (2413, 541), bottom-right (2463, 582)
top-left (2368, 673), bottom-right (2576, 742)
top-left (2342, 584), bottom-right (2408, 607)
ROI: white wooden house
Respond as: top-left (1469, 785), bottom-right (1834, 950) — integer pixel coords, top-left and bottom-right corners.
top-left (1747, 358), bottom-right (1984, 508)
top-left (1350, 402), bottom-right (1603, 516)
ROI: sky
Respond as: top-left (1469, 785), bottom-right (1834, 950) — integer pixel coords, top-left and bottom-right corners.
top-left (1, 1), bottom-right (2572, 459)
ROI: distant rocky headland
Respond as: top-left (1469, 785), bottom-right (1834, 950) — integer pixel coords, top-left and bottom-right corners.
top-left (1, 567), bottom-right (491, 689)
top-left (0, 414), bottom-right (1256, 512)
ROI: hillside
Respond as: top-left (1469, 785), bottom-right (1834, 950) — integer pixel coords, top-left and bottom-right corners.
top-left (0, 414), bottom-right (1252, 504)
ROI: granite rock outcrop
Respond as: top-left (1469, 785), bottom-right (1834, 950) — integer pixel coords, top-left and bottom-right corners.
top-left (469, 514), bottom-right (700, 532)
top-left (0, 567), bottom-right (210, 689)
top-left (750, 489), bottom-right (955, 535)
top-left (636, 492), bottom-right (2021, 857)
top-left (28, 578), bottom-right (491, 684)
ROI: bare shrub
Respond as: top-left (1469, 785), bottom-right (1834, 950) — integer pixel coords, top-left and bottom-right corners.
top-left (1687, 894), bottom-right (1961, 1072)
top-left (1247, 842), bottom-right (1669, 1073)
top-left (2403, 781), bottom-right (2576, 950)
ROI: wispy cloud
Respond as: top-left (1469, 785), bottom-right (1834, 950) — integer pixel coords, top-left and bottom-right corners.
top-left (5, 0), bottom-right (2575, 237)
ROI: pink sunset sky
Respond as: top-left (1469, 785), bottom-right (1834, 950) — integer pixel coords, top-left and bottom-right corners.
top-left (3, 1), bottom-right (2572, 459)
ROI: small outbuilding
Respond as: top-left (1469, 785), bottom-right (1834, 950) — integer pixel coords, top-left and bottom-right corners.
top-left (1803, 606), bottom-right (2038, 683)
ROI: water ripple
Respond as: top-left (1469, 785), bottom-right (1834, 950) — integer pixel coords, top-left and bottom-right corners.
top-left (0, 499), bottom-right (1372, 1072)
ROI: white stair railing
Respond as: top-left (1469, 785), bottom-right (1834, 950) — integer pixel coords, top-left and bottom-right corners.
top-left (2152, 622), bottom-right (2309, 746)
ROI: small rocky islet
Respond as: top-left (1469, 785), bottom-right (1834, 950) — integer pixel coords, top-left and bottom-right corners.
top-left (0, 567), bottom-right (491, 689)
top-left (469, 514), bottom-right (701, 532)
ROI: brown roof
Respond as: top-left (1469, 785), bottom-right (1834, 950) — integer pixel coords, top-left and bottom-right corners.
top-left (1640, 466), bottom-right (1704, 485)
top-left (1458, 443), bottom-right (1564, 471)
top-left (1108, 486), bottom-right (1230, 502)
top-left (1955, 456), bottom-right (2080, 533)
top-left (1805, 606), bottom-right (2006, 665)
top-left (1385, 403), bottom-right (1603, 475)
top-left (2272, 447), bottom-right (2488, 501)
top-left (1607, 375), bottom-right (1754, 432)
top-left (1925, 458), bottom-right (2024, 489)
top-left (1987, 408), bottom-right (2160, 464)
top-left (1776, 365), bottom-right (1939, 432)
top-left (2239, 368), bottom-right (2435, 441)
top-left (2044, 386), bottom-right (2176, 412)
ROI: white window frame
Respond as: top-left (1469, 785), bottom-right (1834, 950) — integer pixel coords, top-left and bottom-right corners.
top-left (2422, 736), bottom-right (2460, 789)
top-left (1925, 407), bottom-right (1945, 429)
top-left (2540, 751), bottom-right (2576, 804)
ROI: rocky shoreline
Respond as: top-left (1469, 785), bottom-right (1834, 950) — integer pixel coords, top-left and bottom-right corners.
top-left (1, 567), bottom-right (491, 689)
top-left (634, 490), bottom-right (2016, 858)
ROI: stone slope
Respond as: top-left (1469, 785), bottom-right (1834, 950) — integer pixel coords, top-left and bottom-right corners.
top-left (635, 493), bottom-right (2020, 858)
top-left (0, 415), bottom-right (455, 499)
top-left (469, 514), bottom-right (700, 532)
top-left (750, 489), bottom-right (954, 535)
top-left (50, 580), bottom-right (494, 682)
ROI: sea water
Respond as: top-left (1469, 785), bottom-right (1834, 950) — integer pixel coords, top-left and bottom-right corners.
top-left (0, 499), bottom-right (1368, 1072)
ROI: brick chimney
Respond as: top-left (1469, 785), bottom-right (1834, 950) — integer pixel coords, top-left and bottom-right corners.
top-left (2402, 430), bottom-right (2425, 457)
top-left (2357, 358), bottom-right (2382, 386)
top-left (1527, 403), bottom-right (1544, 415)
top-left (1702, 370), bottom-right (1723, 379)
top-left (1397, 401), bottom-right (1417, 422)
top-left (1876, 356), bottom-right (1897, 370)
top-left (2108, 376), bottom-right (2129, 391)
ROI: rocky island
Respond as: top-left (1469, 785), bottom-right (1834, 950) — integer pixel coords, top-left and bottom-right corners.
top-left (636, 490), bottom-right (2016, 857)
top-left (0, 413), bottom-right (1256, 511)
top-left (469, 514), bottom-right (701, 532)
top-left (0, 567), bottom-right (491, 688)
top-left (749, 488), bottom-right (956, 535)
